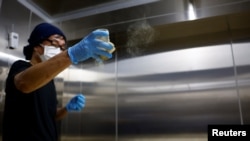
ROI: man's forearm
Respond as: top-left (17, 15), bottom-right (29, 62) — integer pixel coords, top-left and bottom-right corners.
top-left (56, 107), bottom-right (68, 121)
top-left (15, 51), bottom-right (71, 93)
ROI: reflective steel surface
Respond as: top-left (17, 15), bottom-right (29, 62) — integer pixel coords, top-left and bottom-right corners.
top-left (0, 0), bottom-right (250, 141)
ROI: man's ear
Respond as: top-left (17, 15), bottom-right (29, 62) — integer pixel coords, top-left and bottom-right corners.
top-left (34, 45), bottom-right (44, 55)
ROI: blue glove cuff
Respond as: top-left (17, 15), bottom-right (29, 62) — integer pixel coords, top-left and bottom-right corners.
top-left (67, 47), bottom-right (78, 64)
top-left (65, 103), bottom-right (71, 112)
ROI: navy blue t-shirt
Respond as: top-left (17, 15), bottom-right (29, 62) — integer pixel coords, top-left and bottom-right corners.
top-left (3, 60), bottom-right (58, 141)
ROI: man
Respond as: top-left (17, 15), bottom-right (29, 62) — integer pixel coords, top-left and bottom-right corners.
top-left (2, 23), bottom-right (114, 141)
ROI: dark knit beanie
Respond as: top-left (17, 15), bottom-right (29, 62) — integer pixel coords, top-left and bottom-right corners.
top-left (23, 23), bottom-right (66, 60)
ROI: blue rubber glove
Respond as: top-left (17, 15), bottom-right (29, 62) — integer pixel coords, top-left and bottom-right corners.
top-left (66, 94), bottom-right (85, 112)
top-left (67, 29), bottom-right (114, 64)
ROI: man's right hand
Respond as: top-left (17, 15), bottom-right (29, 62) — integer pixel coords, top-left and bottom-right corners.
top-left (67, 29), bottom-right (114, 64)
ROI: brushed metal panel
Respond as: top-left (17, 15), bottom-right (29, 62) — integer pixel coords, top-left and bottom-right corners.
top-left (0, 0), bottom-right (250, 141)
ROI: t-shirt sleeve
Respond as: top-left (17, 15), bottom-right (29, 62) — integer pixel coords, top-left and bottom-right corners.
top-left (5, 60), bottom-right (31, 92)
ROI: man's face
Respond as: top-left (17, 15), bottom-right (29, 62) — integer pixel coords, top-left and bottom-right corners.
top-left (43, 34), bottom-right (66, 51)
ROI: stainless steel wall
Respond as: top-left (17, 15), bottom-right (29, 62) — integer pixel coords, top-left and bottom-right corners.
top-left (0, 0), bottom-right (250, 141)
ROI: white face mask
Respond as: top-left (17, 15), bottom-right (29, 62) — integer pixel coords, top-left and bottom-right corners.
top-left (40, 45), bottom-right (61, 61)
